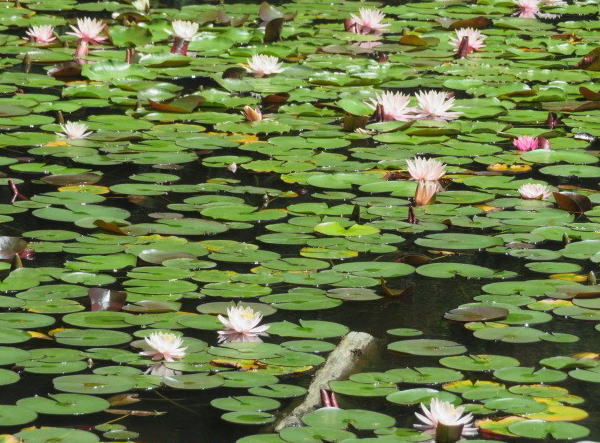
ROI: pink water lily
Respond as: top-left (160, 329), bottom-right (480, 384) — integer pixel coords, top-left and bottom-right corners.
top-left (366, 91), bottom-right (414, 122)
top-left (512, 136), bottom-right (550, 152)
top-left (67, 17), bottom-right (106, 62)
top-left (167, 20), bottom-right (198, 54)
top-left (140, 332), bottom-right (187, 362)
top-left (217, 305), bottom-right (269, 343)
top-left (25, 25), bottom-right (56, 44)
top-left (67, 17), bottom-right (107, 44)
top-left (414, 398), bottom-right (478, 438)
top-left (347, 8), bottom-right (389, 35)
top-left (413, 90), bottom-right (461, 121)
top-left (0, 237), bottom-right (32, 261)
top-left (516, 0), bottom-right (540, 18)
top-left (450, 28), bottom-right (486, 55)
top-left (415, 180), bottom-right (443, 206)
top-left (406, 157), bottom-right (446, 182)
top-left (518, 183), bottom-right (552, 200)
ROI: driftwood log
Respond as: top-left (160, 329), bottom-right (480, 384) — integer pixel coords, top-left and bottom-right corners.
top-left (273, 331), bottom-right (379, 431)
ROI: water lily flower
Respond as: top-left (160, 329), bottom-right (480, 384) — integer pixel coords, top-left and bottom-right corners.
top-left (217, 305), bottom-right (269, 343)
top-left (450, 28), bottom-right (486, 55)
top-left (67, 17), bottom-right (106, 62)
top-left (516, 0), bottom-right (540, 18)
top-left (242, 106), bottom-right (262, 122)
top-left (168, 20), bottom-right (199, 55)
top-left (414, 90), bottom-right (461, 121)
top-left (512, 136), bottom-right (550, 152)
top-left (25, 25), bottom-right (56, 44)
top-left (168, 20), bottom-right (198, 41)
top-left (0, 237), bottom-right (32, 261)
top-left (347, 8), bottom-right (389, 35)
top-left (406, 157), bottom-right (447, 182)
top-left (245, 54), bottom-right (284, 77)
top-left (366, 91), bottom-right (414, 122)
top-left (140, 332), bottom-right (187, 362)
top-left (415, 179), bottom-right (442, 206)
top-left (132, 0), bottom-right (150, 13)
top-left (67, 17), bottom-right (107, 44)
top-left (56, 121), bottom-right (92, 140)
top-left (414, 398), bottom-right (478, 439)
top-left (518, 183), bottom-right (552, 200)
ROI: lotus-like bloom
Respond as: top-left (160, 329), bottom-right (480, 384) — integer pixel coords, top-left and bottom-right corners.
top-left (132, 0), bottom-right (150, 13)
top-left (140, 332), bottom-right (187, 362)
top-left (67, 17), bottom-right (107, 44)
top-left (56, 121), bottom-right (92, 140)
top-left (516, 0), bottom-right (540, 18)
top-left (450, 28), bottom-right (486, 54)
top-left (518, 183), bottom-right (552, 200)
top-left (366, 91), bottom-right (414, 122)
top-left (217, 305), bottom-right (269, 343)
top-left (246, 54), bottom-right (284, 77)
top-left (512, 136), bottom-right (550, 152)
top-left (347, 8), bottom-right (389, 35)
top-left (242, 106), bottom-right (262, 122)
top-left (414, 398), bottom-right (478, 438)
top-left (406, 157), bottom-right (447, 182)
top-left (414, 90), bottom-right (461, 121)
top-left (168, 20), bottom-right (199, 41)
top-left (25, 25), bottom-right (56, 44)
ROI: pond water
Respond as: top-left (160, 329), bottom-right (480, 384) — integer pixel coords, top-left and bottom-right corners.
top-left (0, 0), bottom-right (600, 442)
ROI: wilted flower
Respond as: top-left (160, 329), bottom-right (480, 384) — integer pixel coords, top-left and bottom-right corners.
top-left (217, 305), bottom-right (269, 343)
top-left (516, 0), bottom-right (540, 18)
top-left (347, 8), bottom-right (389, 35)
top-left (366, 91), bottom-right (414, 122)
top-left (414, 398), bottom-right (478, 438)
top-left (414, 90), bottom-right (461, 121)
top-left (406, 157), bottom-right (447, 182)
top-left (168, 20), bottom-right (199, 41)
top-left (140, 332), bottom-right (187, 362)
top-left (245, 54), bottom-right (284, 77)
top-left (132, 0), bottom-right (150, 13)
top-left (512, 136), bottom-right (550, 152)
top-left (450, 28), bottom-right (486, 54)
top-left (57, 121), bottom-right (92, 140)
top-left (242, 106), bottom-right (262, 122)
top-left (67, 17), bottom-right (107, 44)
top-left (25, 25), bottom-right (56, 44)
top-left (518, 183), bottom-right (552, 200)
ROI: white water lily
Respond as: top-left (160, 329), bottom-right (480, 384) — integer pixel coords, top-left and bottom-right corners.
top-left (406, 157), bottom-right (446, 182)
top-left (366, 91), bottom-right (414, 122)
top-left (25, 25), bottom-right (56, 44)
top-left (518, 183), bottom-right (552, 200)
top-left (140, 332), bottom-right (187, 362)
top-left (245, 54), bottom-right (284, 77)
top-left (56, 121), bottom-right (92, 139)
top-left (132, 0), bottom-right (150, 12)
top-left (168, 20), bottom-right (199, 41)
top-left (67, 17), bottom-right (107, 44)
top-left (348, 8), bottom-right (389, 35)
top-left (449, 28), bottom-right (486, 54)
top-left (414, 398), bottom-right (478, 437)
top-left (414, 90), bottom-right (461, 121)
top-left (217, 305), bottom-right (269, 343)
